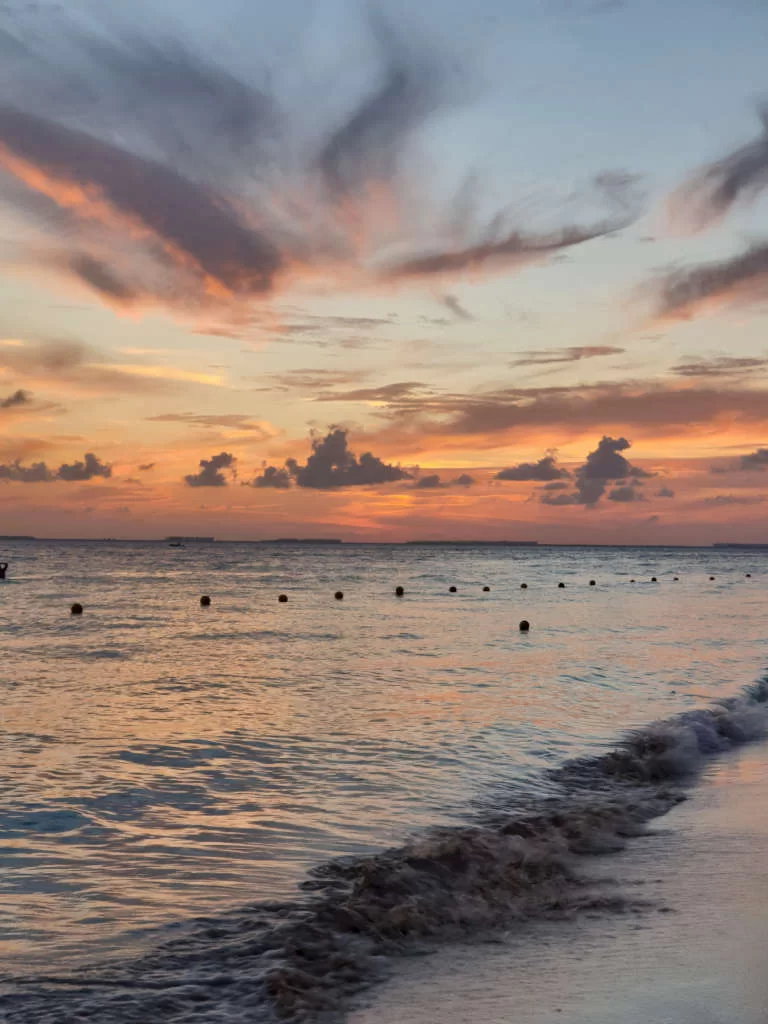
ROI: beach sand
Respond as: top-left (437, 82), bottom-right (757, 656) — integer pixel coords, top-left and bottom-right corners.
top-left (350, 742), bottom-right (768, 1024)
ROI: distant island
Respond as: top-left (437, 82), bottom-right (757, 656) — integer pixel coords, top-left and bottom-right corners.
top-left (712, 543), bottom-right (768, 549)
top-left (0, 535), bottom-right (35, 541)
top-left (165, 536), bottom-right (215, 543)
top-left (266, 538), bottom-right (343, 544)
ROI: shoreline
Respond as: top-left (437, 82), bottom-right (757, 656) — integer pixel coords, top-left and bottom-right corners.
top-left (350, 740), bottom-right (768, 1024)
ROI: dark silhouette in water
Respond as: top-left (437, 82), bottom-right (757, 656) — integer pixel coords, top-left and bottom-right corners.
top-left (674, 577), bottom-right (680, 581)
top-left (709, 576), bottom-right (716, 581)
top-left (520, 582), bottom-right (528, 589)
top-left (71, 603), bottom-right (83, 615)
top-left (278, 594), bottom-right (288, 603)
top-left (335, 591), bottom-right (344, 601)
top-left (483, 586), bottom-right (490, 592)
top-left (519, 619), bottom-right (530, 632)
top-left (449, 586), bottom-right (457, 593)
top-left (746, 573), bottom-right (752, 578)
top-left (589, 580), bottom-right (596, 586)
top-left (395, 586), bottom-right (404, 597)
top-left (200, 596), bottom-right (211, 607)
top-left (558, 582), bottom-right (565, 589)
top-left (651, 577), bottom-right (658, 583)
top-left (0, 562), bottom-right (7, 580)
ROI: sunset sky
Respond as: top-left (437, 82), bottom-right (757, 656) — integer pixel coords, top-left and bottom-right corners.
top-left (1, 0), bottom-right (768, 542)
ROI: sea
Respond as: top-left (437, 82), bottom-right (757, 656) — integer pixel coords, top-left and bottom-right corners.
top-left (1, 540), bottom-right (767, 1022)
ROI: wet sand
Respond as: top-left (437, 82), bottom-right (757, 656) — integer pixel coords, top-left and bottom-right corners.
top-left (350, 742), bottom-right (768, 1024)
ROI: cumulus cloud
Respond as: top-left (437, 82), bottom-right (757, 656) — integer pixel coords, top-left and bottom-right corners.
top-left (0, 450), bottom-right (111, 483)
top-left (0, 388), bottom-right (30, 408)
top-left (669, 106), bottom-right (768, 232)
top-left (608, 484), bottom-right (644, 502)
top-left (656, 487), bottom-right (675, 498)
top-left (57, 452), bottom-right (112, 481)
top-left (250, 465), bottom-right (291, 489)
top-left (496, 454), bottom-right (569, 482)
top-left (184, 451), bottom-right (236, 487)
top-left (287, 429), bottom-right (410, 489)
top-left (739, 447), bottom-right (768, 471)
top-left (541, 436), bottom-right (651, 507)
top-left (414, 473), bottom-right (443, 489)
top-left (510, 345), bottom-right (624, 367)
top-left (453, 473), bottom-right (475, 487)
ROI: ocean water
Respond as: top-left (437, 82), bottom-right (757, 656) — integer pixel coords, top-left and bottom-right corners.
top-left (1, 541), bottom-right (767, 1020)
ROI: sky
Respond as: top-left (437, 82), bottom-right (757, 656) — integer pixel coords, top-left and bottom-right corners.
top-left (1, 0), bottom-right (768, 542)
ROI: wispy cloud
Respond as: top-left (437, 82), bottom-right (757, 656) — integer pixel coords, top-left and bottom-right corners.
top-left (671, 355), bottom-right (768, 378)
top-left (510, 345), bottom-right (625, 367)
top-left (669, 106), bottom-right (768, 232)
top-left (652, 244), bottom-right (768, 323)
top-left (0, 18), bottom-right (641, 314)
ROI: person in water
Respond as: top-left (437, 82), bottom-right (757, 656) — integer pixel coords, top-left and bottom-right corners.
top-left (0, 562), bottom-right (7, 580)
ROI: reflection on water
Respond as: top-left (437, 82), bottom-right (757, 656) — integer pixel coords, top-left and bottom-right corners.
top-left (0, 542), bottom-right (766, 969)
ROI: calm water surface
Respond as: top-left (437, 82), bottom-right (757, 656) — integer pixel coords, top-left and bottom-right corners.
top-left (1, 542), bottom-right (766, 970)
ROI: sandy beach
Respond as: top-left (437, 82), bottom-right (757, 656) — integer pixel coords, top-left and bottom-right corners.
top-left (350, 741), bottom-right (768, 1024)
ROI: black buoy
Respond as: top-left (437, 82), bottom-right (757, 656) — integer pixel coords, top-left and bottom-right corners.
top-left (0, 562), bottom-right (7, 580)
top-left (200, 595), bottom-right (211, 607)
top-left (558, 582), bottom-right (565, 589)
top-left (519, 619), bottom-right (530, 632)
top-left (651, 577), bottom-right (658, 583)
top-left (395, 586), bottom-right (405, 597)
top-left (520, 583), bottom-right (528, 589)
top-left (71, 603), bottom-right (83, 615)
top-left (334, 591), bottom-right (344, 601)
top-left (674, 577), bottom-right (679, 581)
top-left (746, 573), bottom-right (752, 578)
top-left (449, 586), bottom-right (457, 593)
top-left (278, 594), bottom-right (288, 603)
top-left (709, 576), bottom-right (715, 581)
top-left (482, 586), bottom-right (490, 592)
top-left (630, 579), bottom-right (636, 583)
top-left (589, 580), bottom-right (596, 586)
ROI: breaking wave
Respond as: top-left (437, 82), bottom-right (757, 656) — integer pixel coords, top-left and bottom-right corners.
top-left (3, 678), bottom-right (767, 1023)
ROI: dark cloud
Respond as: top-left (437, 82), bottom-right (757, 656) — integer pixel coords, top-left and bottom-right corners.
top-left (441, 294), bottom-right (473, 321)
top-left (542, 480), bottom-right (569, 491)
top-left (453, 473), bottom-right (475, 487)
top-left (0, 450), bottom-right (111, 483)
top-left (670, 106), bottom-right (768, 231)
top-left (366, 378), bottom-right (768, 445)
top-left (57, 452), bottom-right (112, 481)
top-left (0, 459), bottom-right (54, 482)
top-left (414, 473), bottom-right (443, 489)
top-left (250, 465), bottom-right (292, 489)
top-left (510, 345), bottom-right (625, 367)
top-left (65, 254), bottom-right (138, 304)
top-left (702, 494), bottom-right (765, 507)
top-left (384, 222), bottom-right (628, 281)
top-left (653, 244), bottom-right (768, 322)
top-left (138, 462), bottom-right (155, 471)
top-left (496, 454), bottom-right (569, 482)
top-left (0, 105), bottom-right (281, 298)
top-left (740, 447), bottom-right (768, 471)
top-left (671, 356), bottom-right (768, 378)
top-left (541, 436), bottom-right (651, 507)
top-left (184, 452), bottom-right (236, 488)
top-left (287, 429), bottom-right (410, 489)
top-left (608, 484), bottom-right (644, 502)
top-left (0, 388), bottom-right (30, 408)
top-left (656, 487), bottom-right (675, 498)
